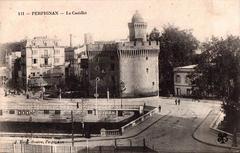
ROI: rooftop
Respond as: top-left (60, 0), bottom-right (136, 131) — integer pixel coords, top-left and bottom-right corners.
top-left (132, 10), bottom-right (144, 23)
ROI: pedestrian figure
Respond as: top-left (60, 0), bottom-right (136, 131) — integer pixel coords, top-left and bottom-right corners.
top-left (39, 91), bottom-right (42, 99)
top-left (158, 105), bottom-right (161, 112)
top-left (77, 102), bottom-right (79, 109)
top-left (175, 99), bottom-right (177, 105)
top-left (178, 99), bottom-right (180, 105)
top-left (4, 89), bottom-right (7, 97)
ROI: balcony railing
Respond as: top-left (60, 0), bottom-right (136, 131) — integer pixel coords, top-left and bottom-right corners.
top-left (40, 63), bottom-right (52, 67)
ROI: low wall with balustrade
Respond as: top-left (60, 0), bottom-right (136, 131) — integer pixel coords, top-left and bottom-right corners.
top-left (121, 107), bottom-right (158, 133)
top-left (100, 107), bottom-right (158, 136)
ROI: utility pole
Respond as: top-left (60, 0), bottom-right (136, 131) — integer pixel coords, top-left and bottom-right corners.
top-left (71, 110), bottom-right (74, 148)
top-left (95, 77), bottom-right (100, 118)
top-left (120, 81), bottom-right (126, 109)
top-left (81, 97), bottom-right (85, 137)
top-left (107, 88), bottom-right (109, 102)
top-left (59, 88), bottom-right (61, 101)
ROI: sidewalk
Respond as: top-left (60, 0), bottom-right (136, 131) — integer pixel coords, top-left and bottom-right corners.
top-left (192, 108), bottom-right (240, 151)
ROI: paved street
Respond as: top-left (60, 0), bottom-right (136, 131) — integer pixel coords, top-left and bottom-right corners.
top-left (117, 101), bottom-right (229, 152)
top-left (66, 99), bottom-right (233, 152)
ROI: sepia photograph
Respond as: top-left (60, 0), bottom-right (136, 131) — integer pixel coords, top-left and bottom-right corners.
top-left (0, 0), bottom-right (240, 152)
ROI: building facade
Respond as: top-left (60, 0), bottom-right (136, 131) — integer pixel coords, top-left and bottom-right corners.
top-left (87, 11), bottom-right (160, 98)
top-left (65, 45), bottom-right (88, 80)
top-left (22, 36), bottom-right (65, 91)
top-left (5, 51), bottom-right (21, 80)
top-left (87, 42), bottom-right (120, 97)
top-left (173, 65), bottom-right (197, 96)
top-left (0, 67), bottom-right (8, 86)
top-left (2, 43), bottom-right (25, 91)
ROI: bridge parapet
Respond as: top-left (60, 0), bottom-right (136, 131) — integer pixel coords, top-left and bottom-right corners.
top-left (121, 107), bottom-right (158, 133)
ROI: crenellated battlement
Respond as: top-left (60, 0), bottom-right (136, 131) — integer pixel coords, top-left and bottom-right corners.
top-left (117, 41), bottom-right (160, 50)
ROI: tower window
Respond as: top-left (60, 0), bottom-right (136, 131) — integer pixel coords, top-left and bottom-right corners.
top-left (152, 82), bottom-right (155, 86)
top-left (146, 68), bottom-right (149, 73)
top-left (146, 57), bottom-right (148, 60)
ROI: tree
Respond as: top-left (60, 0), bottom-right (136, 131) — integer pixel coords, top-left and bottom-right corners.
top-left (192, 36), bottom-right (240, 98)
top-left (158, 25), bottom-right (199, 95)
top-left (192, 35), bottom-right (240, 140)
top-left (149, 27), bottom-right (160, 41)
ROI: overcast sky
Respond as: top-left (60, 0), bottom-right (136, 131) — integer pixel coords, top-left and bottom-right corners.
top-left (0, 0), bottom-right (239, 46)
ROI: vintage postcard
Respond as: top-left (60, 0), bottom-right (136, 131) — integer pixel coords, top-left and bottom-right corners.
top-left (0, 0), bottom-right (239, 153)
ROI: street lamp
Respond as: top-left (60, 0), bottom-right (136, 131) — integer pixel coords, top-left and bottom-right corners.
top-left (71, 110), bottom-right (74, 148)
top-left (120, 81), bottom-right (126, 109)
top-left (95, 77), bottom-right (100, 118)
top-left (59, 88), bottom-right (62, 101)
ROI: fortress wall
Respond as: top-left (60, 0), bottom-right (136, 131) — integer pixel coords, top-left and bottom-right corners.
top-left (119, 46), bottom-right (159, 97)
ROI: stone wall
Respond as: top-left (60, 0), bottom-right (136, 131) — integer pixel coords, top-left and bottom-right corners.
top-left (118, 41), bottom-right (159, 97)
